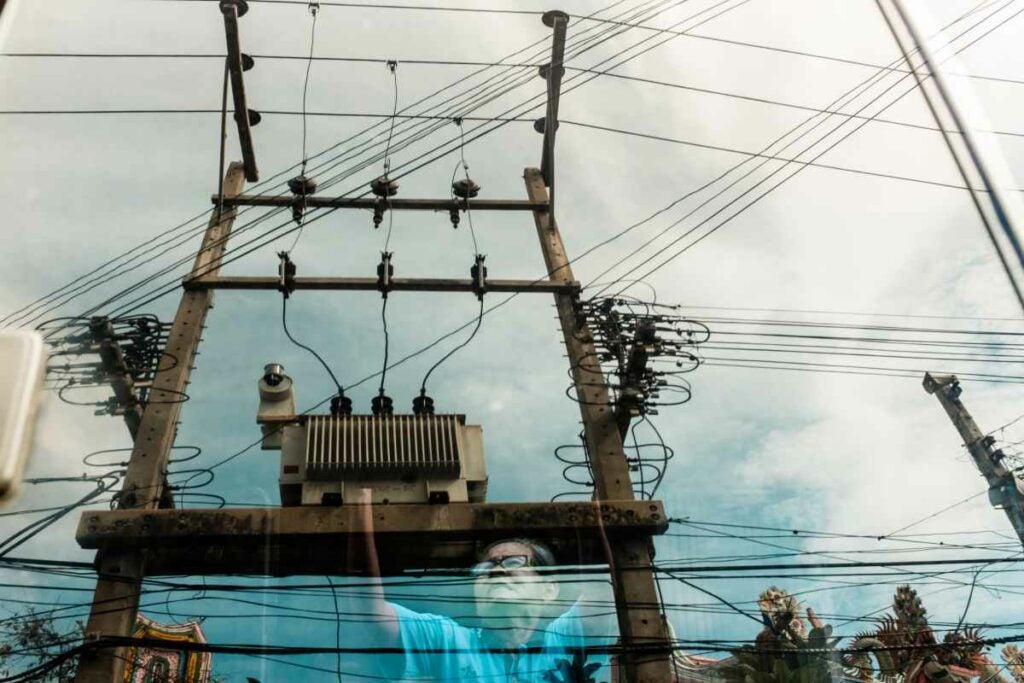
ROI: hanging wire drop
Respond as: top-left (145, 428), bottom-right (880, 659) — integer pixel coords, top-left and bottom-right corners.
top-left (286, 0), bottom-right (320, 247)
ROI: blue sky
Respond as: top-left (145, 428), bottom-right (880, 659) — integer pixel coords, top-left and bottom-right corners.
top-left (2, 0), bottom-right (1024, 681)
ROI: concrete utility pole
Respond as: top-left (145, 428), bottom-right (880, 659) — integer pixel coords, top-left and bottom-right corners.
top-left (923, 372), bottom-right (1024, 546)
top-left (73, 163), bottom-right (247, 683)
top-left (526, 169), bottom-right (675, 681)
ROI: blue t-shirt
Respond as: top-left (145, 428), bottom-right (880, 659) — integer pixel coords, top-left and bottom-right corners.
top-left (392, 602), bottom-right (608, 682)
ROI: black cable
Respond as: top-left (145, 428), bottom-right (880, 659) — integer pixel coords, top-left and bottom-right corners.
top-left (0, 0), bottom-right (983, 331)
top-left (228, 0), bottom-right (541, 14)
top-left (875, 0), bottom-right (1024, 311)
top-left (598, 1), bottom-right (1024, 299)
top-left (31, 0), bottom-right (695, 329)
top-left (378, 296), bottom-right (389, 395)
top-left (0, 476), bottom-right (120, 558)
top-left (326, 575), bottom-right (343, 683)
top-left (300, 2), bottom-right (318, 177)
top-left (281, 296), bottom-right (344, 393)
top-left (72, 0), bottom-right (708, 321)
top-left (561, 118), bottom-right (1024, 192)
top-left (287, 0), bottom-right (320, 254)
top-left (583, 0), bottom-right (1015, 301)
top-left (5, 11), bottom-right (538, 326)
top-left (419, 298), bottom-right (484, 394)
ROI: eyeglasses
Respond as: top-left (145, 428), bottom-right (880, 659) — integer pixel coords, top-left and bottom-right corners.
top-left (470, 555), bottom-right (536, 576)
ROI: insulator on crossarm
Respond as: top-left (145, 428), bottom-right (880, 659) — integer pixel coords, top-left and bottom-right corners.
top-left (470, 254), bottom-right (487, 301)
top-left (377, 252), bottom-right (394, 297)
top-left (452, 177), bottom-right (480, 199)
top-left (288, 175), bottom-right (317, 224)
top-left (371, 176), bottom-right (399, 198)
top-left (372, 199), bottom-right (386, 230)
top-left (277, 251), bottom-right (297, 298)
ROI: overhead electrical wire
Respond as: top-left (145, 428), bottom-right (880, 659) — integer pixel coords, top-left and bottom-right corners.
top-left (5, 107), bottom-right (1016, 192)
top-left (4, 5), bottom-right (1019, 638)
top-left (286, 0), bottom-right (320, 254)
top-left (23, 0), bottom-right (681, 331)
top-left (580, 0), bottom-right (1015, 300)
top-left (417, 120), bottom-right (486, 396)
top-left (561, 119), bottom-right (1024, 191)
top-left (875, 0), bottom-right (1024, 311)
top-left (280, 297), bottom-right (344, 395)
top-left (161, 0), bottom-right (1023, 498)
top-left (33, 0), bottom-right (718, 335)
top-left (19, 0), bottom-right (749, 339)
top-left (9, 3), bottom-right (1022, 87)
top-left (583, 0), bottom-right (1021, 302)
top-left (589, 0), bottom-right (1019, 303)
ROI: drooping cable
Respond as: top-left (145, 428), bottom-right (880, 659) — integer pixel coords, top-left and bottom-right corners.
top-left (451, 118), bottom-right (479, 254)
top-left (591, 0), bottom-right (1021, 301)
top-left (0, 0), bottom-right (743, 330)
top-left (300, 2), bottom-right (319, 178)
top-left (382, 60), bottom-right (399, 253)
top-left (419, 298), bottom-right (485, 396)
top-left (287, 0), bottom-right (321, 255)
top-left (31, 0), bottom-right (695, 331)
top-left (281, 296), bottom-right (344, 395)
top-left (578, 0), bottom-right (1012, 302)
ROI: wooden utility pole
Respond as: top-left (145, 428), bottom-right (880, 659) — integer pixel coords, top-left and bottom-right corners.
top-left (74, 163), bottom-right (247, 683)
top-left (923, 372), bottom-right (1024, 546)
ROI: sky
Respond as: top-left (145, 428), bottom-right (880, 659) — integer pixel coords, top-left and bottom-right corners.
top-left (2, 0), bottom-right (1024, 681)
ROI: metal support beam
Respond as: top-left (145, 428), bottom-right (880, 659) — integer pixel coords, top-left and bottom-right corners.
top-left (212, 194), bottom-right (546, 211)
top-left (923, 372), bottom-right (1024, 546)
top-left (74, 163), bottom-right (247, 683)
top-left (77, 501), bottom-right (667, 575)
top-left (525, 167), bottom-right (674, 682)
top-left (221, 0), bottom-right (258, 182)
top-left (184, 275), bottom-right (579, 294)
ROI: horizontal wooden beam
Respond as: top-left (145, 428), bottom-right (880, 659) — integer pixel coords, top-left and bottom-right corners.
top-left (77, 501), bottom-right (667, 576)
top-left (212, 194), bottom-right (547, 211)
top-left (184, 276), bottom-right (579, 294)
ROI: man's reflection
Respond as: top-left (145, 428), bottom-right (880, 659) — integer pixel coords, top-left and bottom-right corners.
top-left (347, 496), bottom-right (605, 682)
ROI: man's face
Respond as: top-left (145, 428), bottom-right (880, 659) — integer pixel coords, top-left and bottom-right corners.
top-left (472, 541), bottom-right (559, 621)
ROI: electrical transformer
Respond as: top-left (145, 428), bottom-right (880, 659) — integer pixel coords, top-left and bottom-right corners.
top-left (257, 365), bottom-right (488, 506)
top-left (276, 414), bottom-right (487, 506)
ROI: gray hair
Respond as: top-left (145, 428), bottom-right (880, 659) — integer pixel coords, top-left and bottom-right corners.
top-left (479, 538), bottom-right (556, 567)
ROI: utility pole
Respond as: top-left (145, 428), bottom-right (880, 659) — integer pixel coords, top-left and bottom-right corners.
top-left (527, 168), bottom-right (675, 681)
top-left (73, 162), bottom-right (247, 683)
top-left (72, 8), bottom-right (676, 683)
top-left (923, 372), bottom-right (1024, 546)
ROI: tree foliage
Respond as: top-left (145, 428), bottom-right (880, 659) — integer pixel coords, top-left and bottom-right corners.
top-left (0, 610), bottom-right (82, 683)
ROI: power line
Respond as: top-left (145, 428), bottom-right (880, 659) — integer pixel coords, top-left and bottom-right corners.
top-left (588, 1), bottom-right (1023, 301)
top-left (14, 0), bottom-right (675, 328)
